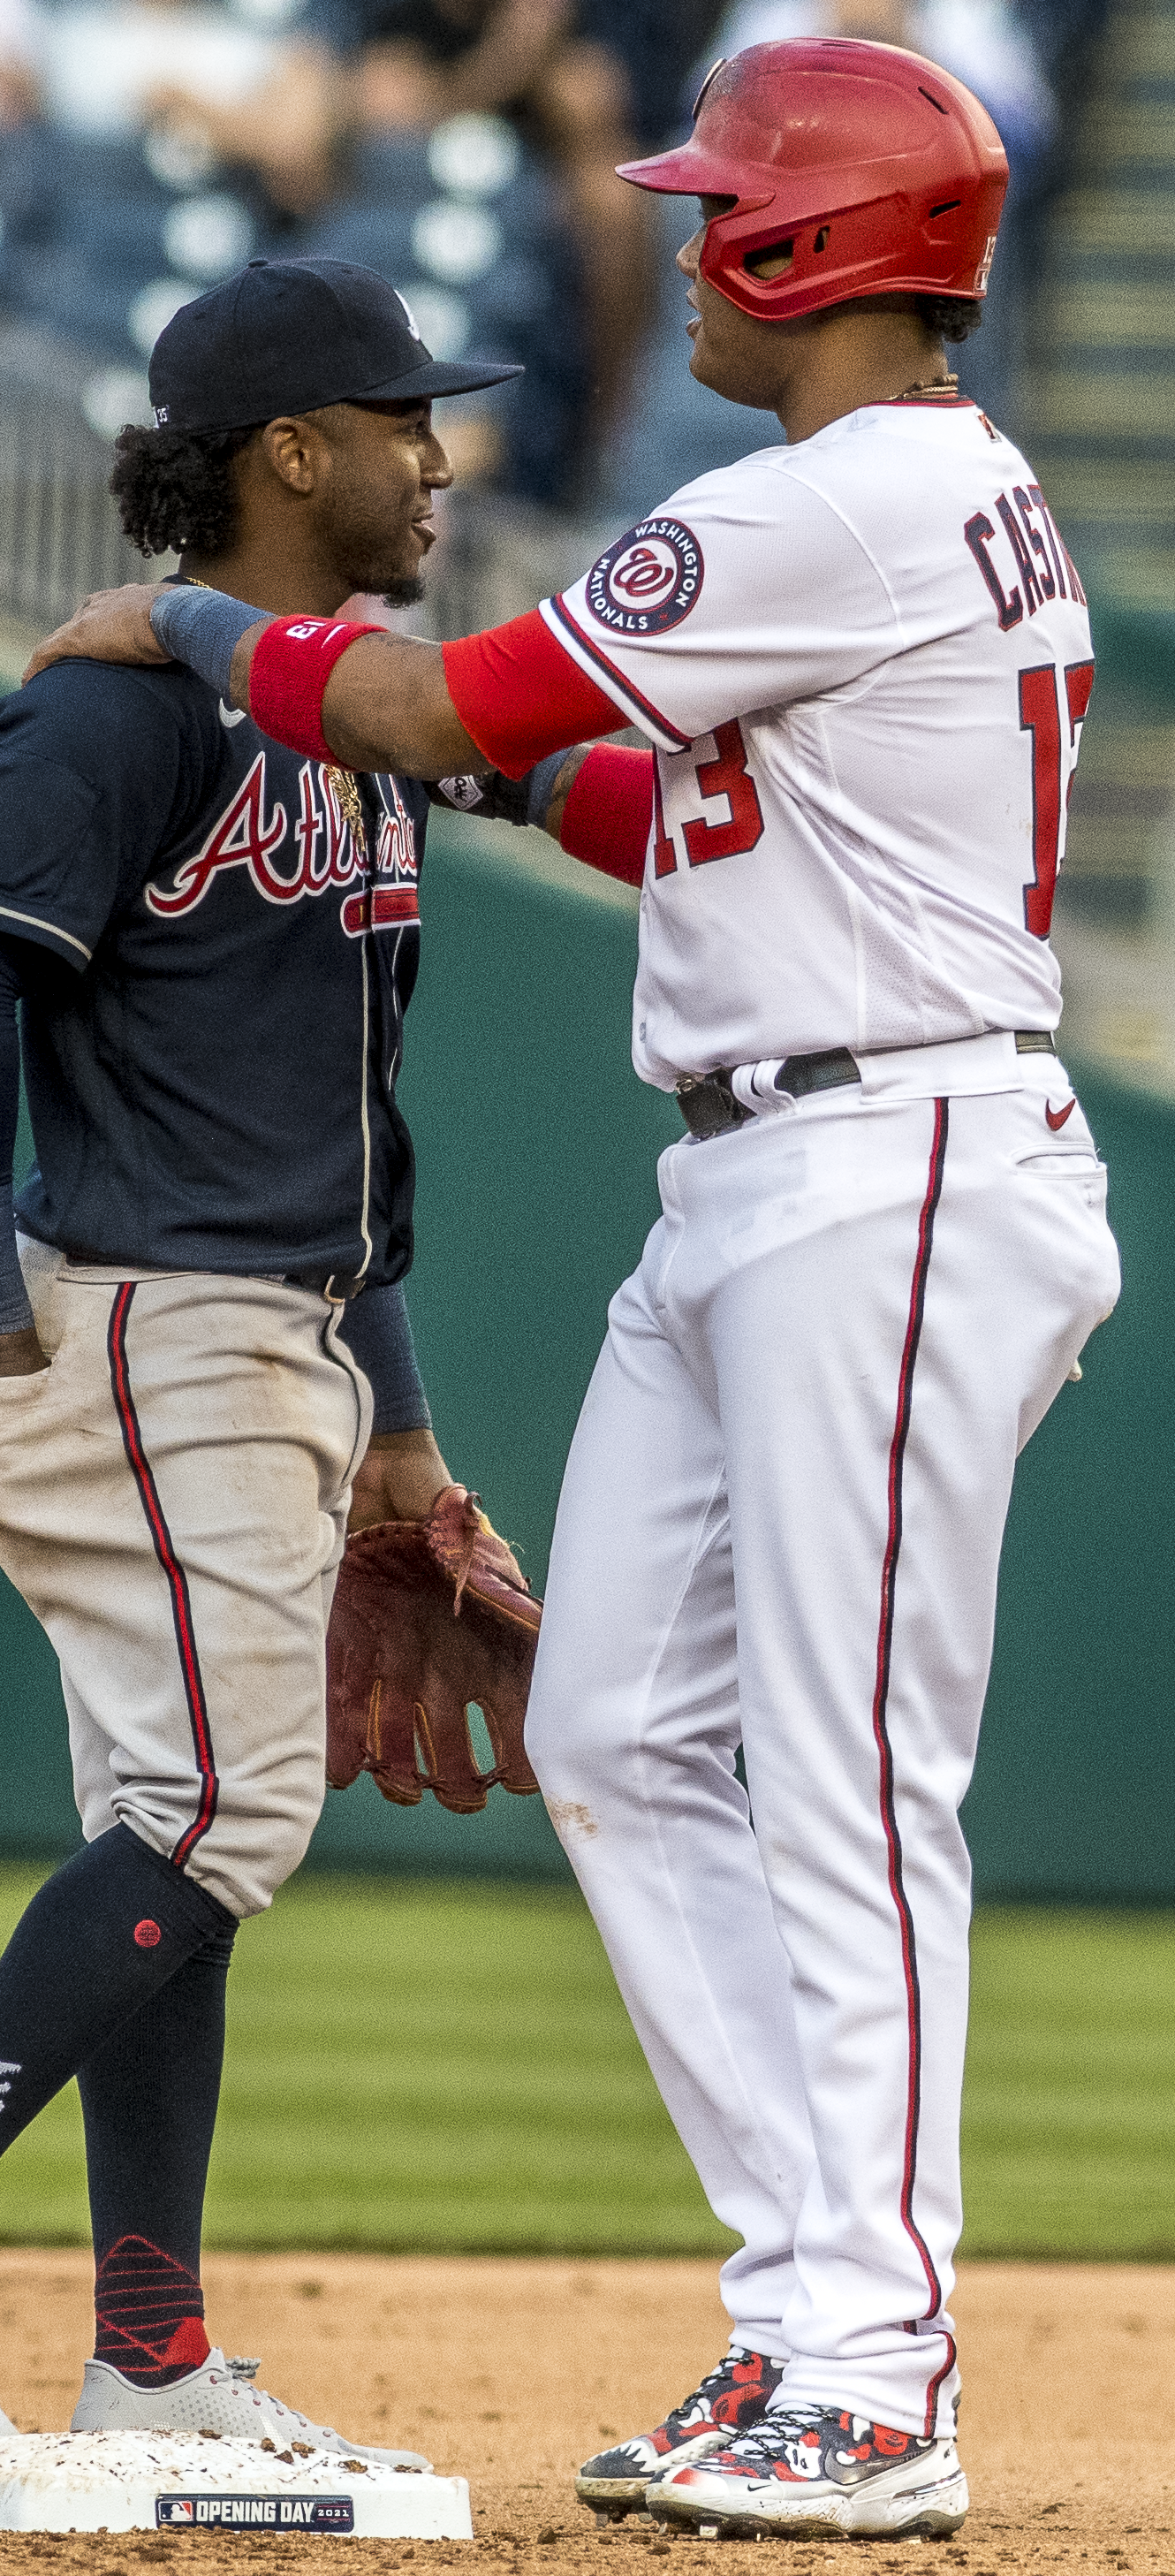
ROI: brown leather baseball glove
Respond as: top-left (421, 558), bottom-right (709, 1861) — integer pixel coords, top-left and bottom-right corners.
top-left (326, 1485), bottom-right (542, 1814)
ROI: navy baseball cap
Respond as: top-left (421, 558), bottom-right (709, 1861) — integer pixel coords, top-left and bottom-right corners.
top-left (148, 256), bottom-right (523, 432)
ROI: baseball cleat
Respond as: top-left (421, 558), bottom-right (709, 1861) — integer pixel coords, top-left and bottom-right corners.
top-left (647, 2405), bottom-right (968, 2538)
top-left (575, 2347), bottom-right (785, 2519)
top-left (70, 2348), bottom-right (432, 2470)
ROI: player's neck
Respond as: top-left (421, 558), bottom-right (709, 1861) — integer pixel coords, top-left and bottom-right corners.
top-left (726, 304), bottom-right (950, 443)
top-left (178, 541), bottom-right (353, 619)
top-left (774, 323), bottom-right (951, 442)
top-left (777, 366), bottom-right (951, 442)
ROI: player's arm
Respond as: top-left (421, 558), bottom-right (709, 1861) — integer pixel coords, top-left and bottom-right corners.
top-left (24, 584), bottom-right (632, 779)
top-left (25, 583), bottom-right (655, 880)
top-left (428, 743), bottom-right (654, 885)
top-left (28, 473), bottom-right (892, 785)
top-left (334, 1282), bottom-right (456, 1527)
top-left (24, 587), bottom-right (486, 775)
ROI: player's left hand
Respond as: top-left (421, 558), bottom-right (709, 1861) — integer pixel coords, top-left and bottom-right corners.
top-left (23, 586), bottom-right (171, 684)
top-left (348, 1427), bottom-right (452, 1531)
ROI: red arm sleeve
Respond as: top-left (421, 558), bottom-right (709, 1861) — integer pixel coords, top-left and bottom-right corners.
top-left (558, 746), bottom-right (654, 887)
top-left (443, 609), bottom-right (626, 779)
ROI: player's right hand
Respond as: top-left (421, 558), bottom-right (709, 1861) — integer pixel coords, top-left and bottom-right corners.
top-left (22, 586), bottom-right (172, 685)
top-left (0, 1326), bottom-right (48, 1374)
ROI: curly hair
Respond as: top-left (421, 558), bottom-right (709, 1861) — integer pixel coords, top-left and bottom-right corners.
top-left (110, 422), bottom-right (262, 559)
top-left (917, 294), bottom-right (983, 345)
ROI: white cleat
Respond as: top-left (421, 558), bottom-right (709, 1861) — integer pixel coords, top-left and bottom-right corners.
top-left (648, 2405), bottom-right (968, 2538)
top-left (575, 2349), bottom-right (786, 2519)
top-left (70, 2350), bottom-right (432, 2472)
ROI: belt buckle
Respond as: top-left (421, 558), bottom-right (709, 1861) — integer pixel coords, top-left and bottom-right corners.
top-left (775, 1046), bottom-right (860, 1099)
top-left (676, 1071), bottom-right (749, 1139)
top-left (322, 1272), bottom-right (365, 1303)
top-left (285, 1267), bottom-right (364, 1301)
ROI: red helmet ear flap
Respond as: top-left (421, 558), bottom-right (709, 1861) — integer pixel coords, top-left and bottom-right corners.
top-left (699, 192), bottom-right (931, 321)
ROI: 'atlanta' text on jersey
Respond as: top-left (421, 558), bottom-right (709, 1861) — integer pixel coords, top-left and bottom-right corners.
top-left (146, 753), bottom-right (420, 931)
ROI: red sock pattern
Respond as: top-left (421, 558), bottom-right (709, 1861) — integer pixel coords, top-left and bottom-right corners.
top-left (94, 2235), bottom-right (211, 2386)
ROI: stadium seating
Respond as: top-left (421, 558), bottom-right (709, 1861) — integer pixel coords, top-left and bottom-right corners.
top-left (0, 105), bottom-right (586, 500)
top-left (303, 120), bottom-right (588, 502)
top-left (1025, 0), bottom-right (1175, 923)
top-left (6, 132), bottom-right (273, 361)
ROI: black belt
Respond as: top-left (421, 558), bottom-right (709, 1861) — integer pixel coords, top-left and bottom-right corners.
top-left (675, 1032), bottom-right (1056, 1141)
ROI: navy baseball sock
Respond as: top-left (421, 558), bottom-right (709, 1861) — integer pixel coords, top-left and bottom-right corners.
top-left (0, 1821), bottom-right (235, 2147)
top-left (80, 1923), bottom-right (236, 2385)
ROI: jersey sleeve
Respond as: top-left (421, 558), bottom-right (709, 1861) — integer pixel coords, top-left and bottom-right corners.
top-left (334, 1279), bottom-right (432, 1436)
top-left (0, 665), bottom-right (194, 969)
top-left (540, 458), bottom-right (903, 748)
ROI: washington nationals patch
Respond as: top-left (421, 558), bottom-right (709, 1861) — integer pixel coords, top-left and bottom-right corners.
top-left (586, 518), bottom-right (704, 636)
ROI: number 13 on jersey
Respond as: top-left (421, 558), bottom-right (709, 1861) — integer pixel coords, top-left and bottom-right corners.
top-left (1020, 658), bottom-right (1095, 938)
top-left (653, 720), bottom-right (765, 878)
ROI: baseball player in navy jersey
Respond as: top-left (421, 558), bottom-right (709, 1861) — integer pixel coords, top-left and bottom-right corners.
top-left (35, 36), bottom-right (1123, 2536)
top-left (0, 256), bottom-right (523, 2448)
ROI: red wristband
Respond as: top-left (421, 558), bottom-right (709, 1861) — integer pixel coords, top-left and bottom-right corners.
top-left (559, 746), bottom-right (654, 886)
top-left (249, 616), bottom-right (386, 764)
top-left (443, 610), bottom-right (624, 778)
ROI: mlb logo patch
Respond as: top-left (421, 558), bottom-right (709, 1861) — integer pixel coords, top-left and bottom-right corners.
top-left (155, 2492), bottom-right (357, 2533)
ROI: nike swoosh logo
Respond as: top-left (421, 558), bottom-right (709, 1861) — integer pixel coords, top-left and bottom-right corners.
top-left (218, 700), bottom-right (246, 728)
top-left (1046, 1098), bottom-right (1076, 1131)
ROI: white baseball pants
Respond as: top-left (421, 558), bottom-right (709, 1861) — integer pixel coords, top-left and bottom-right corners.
top-left (526, 1040), bottom-right (1120, 2436)
top-left (0, 1248), bottom-right (371, 1918)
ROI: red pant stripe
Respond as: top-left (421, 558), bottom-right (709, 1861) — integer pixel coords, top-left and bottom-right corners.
top-left (923, 2329), bottom-right (958, 2439)
top-left (869, 1099), bottom-right (951, 2428)
top-left (107, 1283), bottom-right (218, 1866)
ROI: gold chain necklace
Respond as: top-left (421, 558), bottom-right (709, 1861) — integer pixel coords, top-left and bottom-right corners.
top-left (322, 765), bottom-right (368, 859)
top-left (185, 576), bottom-right (368, 859)
top-left (898, 372), bottom-right (959, 400)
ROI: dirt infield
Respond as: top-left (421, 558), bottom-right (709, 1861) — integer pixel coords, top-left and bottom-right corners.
top-left (0, 2253), bottom-right (1165, 2574)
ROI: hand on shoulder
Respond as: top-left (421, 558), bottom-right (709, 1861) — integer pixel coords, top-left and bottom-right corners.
top-left (22, 586), bottom-right (171, 686)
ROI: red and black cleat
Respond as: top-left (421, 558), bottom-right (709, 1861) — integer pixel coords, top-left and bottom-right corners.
top-left (574, 2349), bottom-right (785, 2520)
top-left (647, 2405), bottom-right (968, 2538)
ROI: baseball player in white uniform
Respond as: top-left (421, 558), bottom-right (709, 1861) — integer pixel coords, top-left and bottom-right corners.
top-left (33, 31), bottom-right (1122, 2538)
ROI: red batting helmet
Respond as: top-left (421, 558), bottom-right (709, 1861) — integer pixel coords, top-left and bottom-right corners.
top-left (616, 41), bottom-right (1008, 326)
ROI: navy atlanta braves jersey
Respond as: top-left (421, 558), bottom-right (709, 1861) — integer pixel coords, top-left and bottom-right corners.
top-left (0, 657), bottom-right (428, 1285)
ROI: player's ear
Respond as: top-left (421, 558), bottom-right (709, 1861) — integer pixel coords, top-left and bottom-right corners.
top-left (258, 416), bottom-right (320, 496)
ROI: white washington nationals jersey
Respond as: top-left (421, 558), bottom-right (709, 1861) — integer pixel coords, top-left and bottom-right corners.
top-left (541, 399), bottom-right (1093, 1090)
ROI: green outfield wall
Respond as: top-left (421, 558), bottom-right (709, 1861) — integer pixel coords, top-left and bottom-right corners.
top-left (0, 817), bottom-right (1171, 1899)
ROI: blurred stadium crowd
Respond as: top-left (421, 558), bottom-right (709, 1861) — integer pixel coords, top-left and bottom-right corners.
top-left (0, 0), bottom-right (1111, 510)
